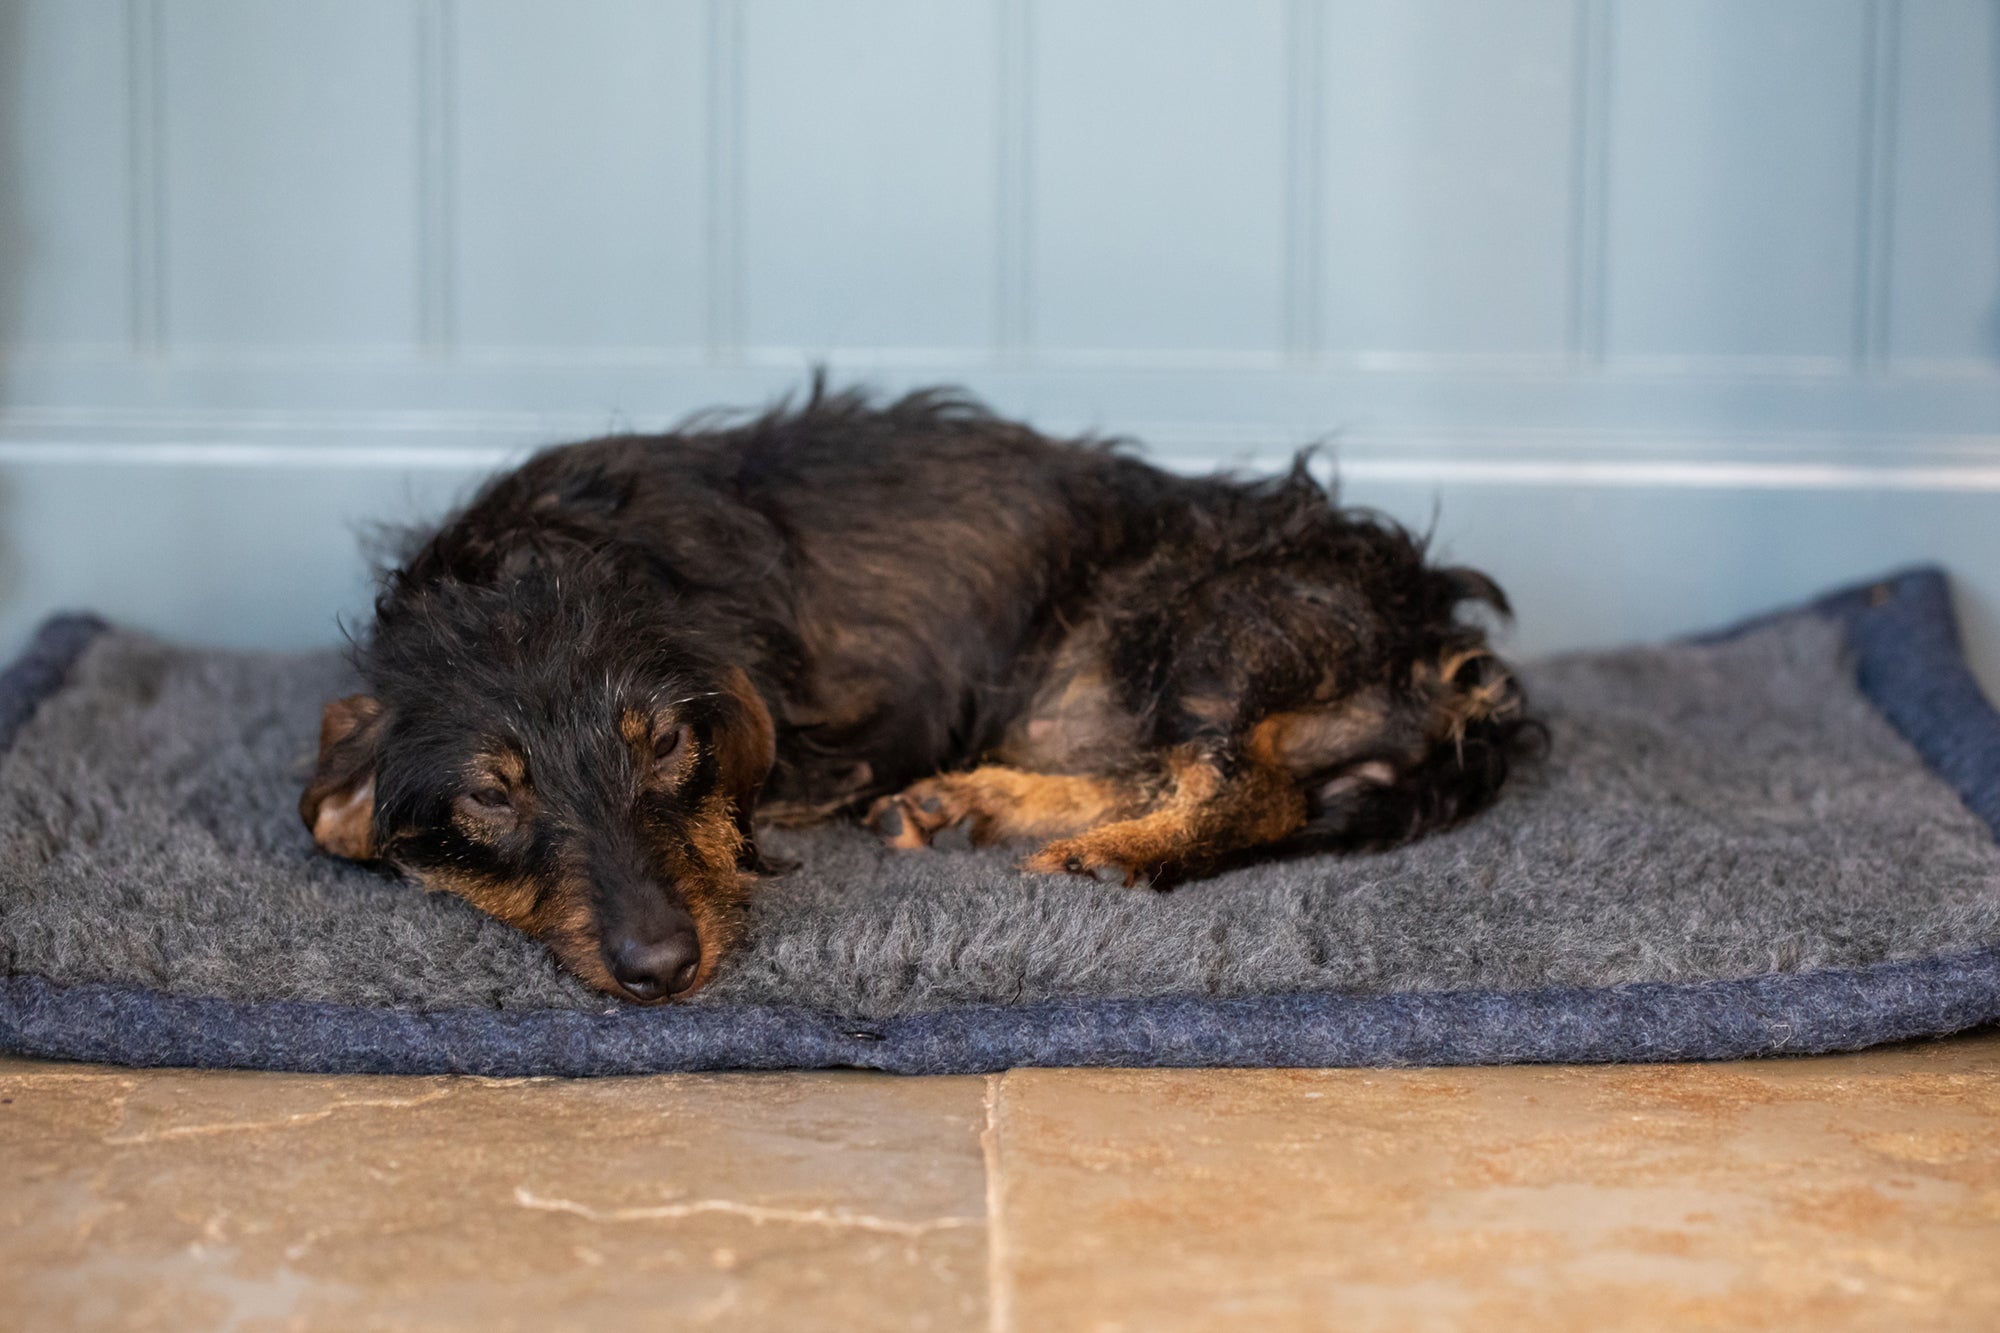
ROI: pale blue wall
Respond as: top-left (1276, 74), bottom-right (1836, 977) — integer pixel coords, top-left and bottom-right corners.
top-left (1, 0), bottom-right (1997, 693)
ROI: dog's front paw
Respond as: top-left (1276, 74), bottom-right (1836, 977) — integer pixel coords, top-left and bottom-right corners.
top-left (866, 778), bottom-right (973, 850)
top-left (866, 793), bottom-right (935, 849)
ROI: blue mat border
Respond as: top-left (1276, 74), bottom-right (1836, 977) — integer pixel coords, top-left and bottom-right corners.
top-left (2, 568), bottom-right (1996, 1075)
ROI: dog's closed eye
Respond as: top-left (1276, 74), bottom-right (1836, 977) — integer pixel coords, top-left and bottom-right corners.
top-left (652, 723), bottom-right (694, 781)
top-left (456, 783), bottom-right (518, 826)
top-left (620, 708), bottom-right (697, 784)
top-left (648, 728), bottom-right (704, 788)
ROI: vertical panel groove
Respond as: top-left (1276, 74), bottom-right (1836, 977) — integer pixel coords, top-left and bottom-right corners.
top-left (1855, 0), bottom-right (1900, 370)
top-left (995, 0), bottom-right (1033, 361)
top-left (1282, 0), bottom-right (1323, 362)
top-left (706, 0), bottom-right (744, 362)
top-left (1567, 0), bottom-right (1612, 364)
top-left (417, 0), bottom-right (456, 354)
top-left (126, 0), bottom-right (165, 354)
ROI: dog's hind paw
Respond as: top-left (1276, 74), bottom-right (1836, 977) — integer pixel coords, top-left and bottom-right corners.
top-left (1022, 837), bottom-right (1160, 888)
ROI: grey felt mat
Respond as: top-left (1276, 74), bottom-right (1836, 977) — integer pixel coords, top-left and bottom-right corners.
top-left (1, 568), bottom-right (1998, 1073)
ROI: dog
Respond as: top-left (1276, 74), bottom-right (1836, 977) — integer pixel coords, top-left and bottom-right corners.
top-left (301, 381), bottom-right (1535, 1002)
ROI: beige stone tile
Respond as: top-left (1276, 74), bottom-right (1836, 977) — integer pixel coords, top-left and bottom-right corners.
top-left (13, 1029), bottom-right (2000, 1331)
top-left (990, 1032), bottom-right (2000, 1333)
top-left (0, 1058), bottom-right (990, 1333)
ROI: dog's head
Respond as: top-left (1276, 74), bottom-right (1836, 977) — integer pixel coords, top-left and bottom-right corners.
top-left (299, 555), bottom-right (775, 1003)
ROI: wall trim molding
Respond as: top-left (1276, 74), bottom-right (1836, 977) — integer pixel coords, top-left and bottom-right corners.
top-left (5, 419), bottom-right (1999, 492)
top-left (7, 344), bottom-right (2000, 382)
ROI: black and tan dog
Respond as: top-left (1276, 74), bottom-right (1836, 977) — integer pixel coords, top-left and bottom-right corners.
top-left (301, 382), bottom-right (1535, 1002)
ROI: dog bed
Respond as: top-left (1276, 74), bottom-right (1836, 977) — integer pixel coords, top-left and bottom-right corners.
top-left (1, 568), bottom-right (1996, 1075)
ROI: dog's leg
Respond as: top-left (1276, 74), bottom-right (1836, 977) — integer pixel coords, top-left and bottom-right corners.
top-left (867, 767), bottom-right (1139, 849)
top-left (1021, 746), bottom-right (1307, 886)
top-left (870, 746), bottom-right (1311, 881)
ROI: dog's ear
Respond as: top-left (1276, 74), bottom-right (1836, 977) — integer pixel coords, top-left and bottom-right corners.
top-left (716, 667), bottom-right (776, 867)
top-left (300, 694), bottom-right (385, 860)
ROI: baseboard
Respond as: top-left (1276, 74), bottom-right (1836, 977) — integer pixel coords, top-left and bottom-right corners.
top-left (4, 356), bottom-right (2000, 446)
top-left (3, 414), bottom-right (1998, 492)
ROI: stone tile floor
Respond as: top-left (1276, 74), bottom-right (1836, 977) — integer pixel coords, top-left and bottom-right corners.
top-left (4, 1030), bottom-right (1998, 1331)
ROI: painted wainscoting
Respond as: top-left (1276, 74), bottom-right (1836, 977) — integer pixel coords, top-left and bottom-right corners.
top-left (1, 0), bottom-right (1997, 692)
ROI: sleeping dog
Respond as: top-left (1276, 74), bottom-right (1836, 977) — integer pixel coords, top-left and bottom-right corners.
top-left (301, 382), bottom-right (1535, 1002)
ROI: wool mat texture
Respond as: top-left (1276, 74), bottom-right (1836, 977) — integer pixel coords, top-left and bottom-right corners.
top-left (2, 567), bottom-right (1997, 1075)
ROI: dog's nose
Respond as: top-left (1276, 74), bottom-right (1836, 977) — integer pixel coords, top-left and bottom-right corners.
top-left (609, 923), bottom-right (701, 1002)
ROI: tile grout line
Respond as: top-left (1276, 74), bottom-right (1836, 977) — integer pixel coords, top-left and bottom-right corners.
top-left (981, 1071), bottom-right (1013, 1333)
